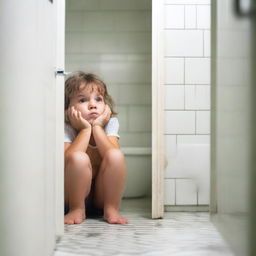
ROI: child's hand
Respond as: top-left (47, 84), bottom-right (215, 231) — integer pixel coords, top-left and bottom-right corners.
top-left (93, 105), bottom-right (111, 127)
top-left (67, 106), bottom-right (91, 131)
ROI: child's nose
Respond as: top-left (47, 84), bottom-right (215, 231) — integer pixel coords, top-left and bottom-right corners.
top-left (88, 100), bottom-right (96, 109)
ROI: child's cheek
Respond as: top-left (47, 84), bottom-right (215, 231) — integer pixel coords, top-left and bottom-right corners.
top-left (81, 112), bottom-right (89, 120)
top-left (100, 105), bottom-right (106, 115)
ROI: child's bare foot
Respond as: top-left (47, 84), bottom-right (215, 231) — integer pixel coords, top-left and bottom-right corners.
top-left (64, 208), bottom-right (86, 225)
top-left (104, 207), bottom-right (128, 224)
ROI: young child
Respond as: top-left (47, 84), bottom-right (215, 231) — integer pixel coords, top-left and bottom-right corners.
top-left (64, 71), bottom-right (128, 225)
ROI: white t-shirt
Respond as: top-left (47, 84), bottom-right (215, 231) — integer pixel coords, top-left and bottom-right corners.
top-left (64, 117), bottom-right (120, 143)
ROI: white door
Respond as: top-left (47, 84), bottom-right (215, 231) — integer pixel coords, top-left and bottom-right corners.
top-left (211, 0), bottom-right (256, 255)
top-left (0, 0), bottom-right (65, 255)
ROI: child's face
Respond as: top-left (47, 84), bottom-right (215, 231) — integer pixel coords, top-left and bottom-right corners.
top-left (69, 84), bottom-right (106, 124)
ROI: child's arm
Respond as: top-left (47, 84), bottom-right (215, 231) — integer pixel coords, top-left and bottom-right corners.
top-left (92, 105), bottom-right (119, 157)
top-left (64, 106), bottom-right (92, 158)
top-left (93, 126), bottom-right (119, 157)
top-left (64, 128), bottom-right (91, 158)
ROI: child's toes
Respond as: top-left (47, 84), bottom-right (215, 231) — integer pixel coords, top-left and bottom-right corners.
top-left (74, 217), bottom-right (84, 224)
top-left (106, 217), bottom-right (116, 224)
top-left (65, 217), bottom-right (74, 225)
top-left (118, 217), bottom-right (128, 224)
top-left (104, 216), bottom-right (116, 224)
top-left (105, 216), bottom-right (128, 224)
top-left (121, 218), bottom-right (128, 224)
top-left (64, 208), bottom-right (85, 225)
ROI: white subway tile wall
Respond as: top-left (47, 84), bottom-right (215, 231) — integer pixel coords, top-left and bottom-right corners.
top-left (164, 179), bottom-right (176, 205)
top-left (185, 58), bottom-right (211, 84)
top-left (165, 86), bottom-right (185, 110)
top-left (128, 106), bottom-right (151, 132)
top-left (204, 30), bottom-right (211, 56)
top-left (165, 135), bottom-right (177, 158)
top-left (185, 85), bottom-right (210, 110)
top-left (185, 5), bottom-right (197, 29)
top-left (197, 5), bottom-right (211, 29)
top-left (196, 110), bottom-right (210, 134)
top-left (165, 30), bottom-right (203, 57)
top-left (165, 5), bottom-right (184, 29)
top-left (65, 0), bottom-right (152, 148)
top-left (165, 111), bottom-right (196, 134)
top-left (164, 58), bottom-right (184, 84)
top-left (164, 0), bottom-right (211, 206)
top-left (176, 179), bottom-right (197, 205)
top-left (165, 144), bottom-right (207, 177)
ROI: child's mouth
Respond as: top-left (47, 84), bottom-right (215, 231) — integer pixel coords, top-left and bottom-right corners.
top-left (90, 112), bottom-right (98, 117)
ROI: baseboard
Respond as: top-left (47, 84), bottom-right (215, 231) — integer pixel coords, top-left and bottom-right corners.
top-left (165, 205), bottom-right (209, 212)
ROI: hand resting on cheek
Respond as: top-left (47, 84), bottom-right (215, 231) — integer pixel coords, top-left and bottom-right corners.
top-left (67, 106), bottom-right (91, 131)
top-left (93, 105), bottom-right (112, 128)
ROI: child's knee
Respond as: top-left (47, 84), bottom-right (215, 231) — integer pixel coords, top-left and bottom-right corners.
top-left (104, 149), bottom-right (125, 165)
top-left (65, 151), bottom-right (91, 169)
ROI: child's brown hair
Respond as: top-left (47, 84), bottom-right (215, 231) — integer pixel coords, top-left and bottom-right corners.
top-left (65, 71), bottom-right (117, 122)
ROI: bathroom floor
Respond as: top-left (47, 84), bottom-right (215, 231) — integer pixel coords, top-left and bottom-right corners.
top-left (54, 197), bottom-right (234, 256)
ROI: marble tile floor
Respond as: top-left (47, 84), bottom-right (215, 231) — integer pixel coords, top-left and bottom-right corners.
top-left (54, 197), bottom-right (235, 256)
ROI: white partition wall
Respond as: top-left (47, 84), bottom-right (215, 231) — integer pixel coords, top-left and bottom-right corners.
top-left (0, 0), bottom-right (64, 255)
top-left (211, 1), bottom-right (256, 255)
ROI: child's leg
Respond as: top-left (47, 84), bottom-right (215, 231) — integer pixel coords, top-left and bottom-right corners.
top-left (93, 149), bottom-right (128, 224)
top-left (64, 151), bottom-right (92, 224)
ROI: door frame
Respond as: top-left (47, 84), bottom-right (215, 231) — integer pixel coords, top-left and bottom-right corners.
top-left (152, 0), bottom-right (165, 219)
top-left (56, 0), bottom-right (165, 225)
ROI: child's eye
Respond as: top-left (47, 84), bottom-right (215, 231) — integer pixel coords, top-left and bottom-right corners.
top-left (96, 97), bottom-right (103, 102)
top-left (79, 98), bottom-right (87, 103)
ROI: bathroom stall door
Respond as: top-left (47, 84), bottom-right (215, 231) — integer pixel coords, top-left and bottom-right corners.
top-left (0, 0), bottom-right (65, 255)
top-left (211, 0), bottom-right (256, 255)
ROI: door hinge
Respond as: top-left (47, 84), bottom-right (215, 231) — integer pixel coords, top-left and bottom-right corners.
top-left (55, 69), bottom-right (72, 76)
